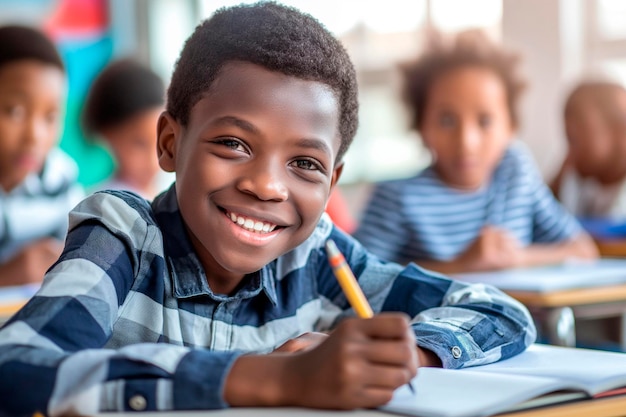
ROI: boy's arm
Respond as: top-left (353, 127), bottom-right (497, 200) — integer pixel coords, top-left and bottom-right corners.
top-left (0, 204), bottom-right (243, 415)
top-left (325, 232), bottom-right (537, 370)
top-left (522, 232), bottom-right (599, 266)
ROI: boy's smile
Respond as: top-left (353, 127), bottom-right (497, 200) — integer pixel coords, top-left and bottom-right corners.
top-left (158, 61), bottom-right (342, 294)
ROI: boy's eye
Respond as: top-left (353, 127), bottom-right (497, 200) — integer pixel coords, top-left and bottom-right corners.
top-left (478, 114), bottom-right (492, 128)
top-left (216, 138), bottom-right (246, 151)
top-left (2, 104), bottom-right (26, 121)
top-left (291, 158), bottom-right (321, 171)
top-left (439, 113), bottom-right (456, 128)
top-left (45, 110), bottom-right (59, 125)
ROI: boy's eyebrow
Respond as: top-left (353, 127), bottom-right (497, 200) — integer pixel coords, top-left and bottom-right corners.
top-left (214, 116), bottom-right (259, 134)
top-left (294, 138), bottom-right (333, 158)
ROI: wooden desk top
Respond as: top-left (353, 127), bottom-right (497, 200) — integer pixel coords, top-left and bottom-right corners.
top-left (595, 239), bottom-right (626, 258)
top-left (94, 395), bottom-right (626, 417)
top-left (498, 394), bottom-right (626, 417)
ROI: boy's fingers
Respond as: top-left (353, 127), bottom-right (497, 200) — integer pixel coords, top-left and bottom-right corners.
top-left (362, 340), bottom-right (417, 366)
top-left (363, 364), bottom-right (416, 390)
top-left (348, 313), bottom-right (412, 339)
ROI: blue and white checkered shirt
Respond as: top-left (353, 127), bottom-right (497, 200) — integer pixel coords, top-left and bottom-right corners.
top-left (354, 142), bottom-right (583, 265)
top-left (0, 186), bottom-right (536, 415)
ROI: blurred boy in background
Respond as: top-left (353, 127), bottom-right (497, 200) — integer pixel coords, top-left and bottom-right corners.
top-left (0, 25), bottom-right (83, 286)
top-left (83, 58), bottom-right (167, 199)
top-left (551, 80), bottom-right (626, 222)
top-left (354, 29), bottom-right (597, 273)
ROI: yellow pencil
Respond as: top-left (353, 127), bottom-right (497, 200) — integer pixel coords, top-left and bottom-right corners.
top-left (324, 239), bottom-right (416, 394)
top-left (325, 239), bottom-right (373, 318)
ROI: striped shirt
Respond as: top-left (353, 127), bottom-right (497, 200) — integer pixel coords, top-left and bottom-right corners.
top-left (354, 142), bottom-right (583, 265)
top-left (0, 186), bottom-right (536, 415)
top-left (0, 148), bottom-right (84, 262)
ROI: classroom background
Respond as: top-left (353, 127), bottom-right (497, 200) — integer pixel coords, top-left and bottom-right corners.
top-left (1, 0), bottom-right (625, 217)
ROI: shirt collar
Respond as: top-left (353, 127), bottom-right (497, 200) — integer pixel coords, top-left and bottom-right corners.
top-left (152, 185), bottom-right (278, 306)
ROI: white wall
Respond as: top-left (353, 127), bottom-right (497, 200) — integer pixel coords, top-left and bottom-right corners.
top-left (502, 0), bottom-right (585, 180)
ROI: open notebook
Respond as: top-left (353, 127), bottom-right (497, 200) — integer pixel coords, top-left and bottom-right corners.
top-left (381, 344), bottom-right (626, 417)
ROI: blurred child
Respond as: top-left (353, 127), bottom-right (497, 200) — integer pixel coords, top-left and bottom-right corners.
top-left (0, 25), bottom-right (83, 286)
top-left (354, 30), bottom-right (598, 274)
top-left (550, 80), bottom-right (626, 221)
top-left (0, 5), bottom-right (535, 414)
top-left (83, 58), bottom-right (166, 199)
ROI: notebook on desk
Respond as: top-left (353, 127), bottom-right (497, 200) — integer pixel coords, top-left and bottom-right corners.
top-left (450, 258), bottom-right (626, 292)
top-left (381, 344), bottom-right (626, 417)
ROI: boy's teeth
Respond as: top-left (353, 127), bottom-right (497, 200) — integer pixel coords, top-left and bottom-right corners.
top-left (228, 212), bottom-right (277, 234)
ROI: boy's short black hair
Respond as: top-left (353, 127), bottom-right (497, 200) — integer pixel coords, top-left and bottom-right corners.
top-left (400, 29), bottom-right (526, 132)
top-left (564, 80), bottom-right (626, 124)
top-left (167, 1), bottom-right (358, 163)
top-left (83, 58), bottom-right (165, 136)
top-left (0, 25), bottom-right (64, 72)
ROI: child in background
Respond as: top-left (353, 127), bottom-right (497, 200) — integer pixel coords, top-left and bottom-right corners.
top-left (0, 25), bottom-right (83, 286)
top-left (550, 80), bottom-right (626, 222)
top-left (83, 58), bottom-right (167, 199)
top-left (0, 4), bottom-right (535, 414)
top-left (354, 30), bottom-right (598, 274)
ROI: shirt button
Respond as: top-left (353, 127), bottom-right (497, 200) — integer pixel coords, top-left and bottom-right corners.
top-left (129, 394), bottom-right (147, 411)
top-left (451, 346), bottom-right (462, 359)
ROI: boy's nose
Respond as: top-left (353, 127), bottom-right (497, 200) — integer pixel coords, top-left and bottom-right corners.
top-left (237, 160), bottom-right (289, 202)
top-left (23, 116), bottom-right (50, 147)
top-left (456, 123), bottom-right (481, 153)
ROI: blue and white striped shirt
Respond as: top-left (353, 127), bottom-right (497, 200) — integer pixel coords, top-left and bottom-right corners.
top-left (0, 186), bottom-right (536, 415)
top-left (354, 142), bottom-right (583, 265)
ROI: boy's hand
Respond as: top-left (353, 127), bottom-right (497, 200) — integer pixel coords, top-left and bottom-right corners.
top-left (272, 332), bottom-right (328, 353)
top-left (280, 312), bottom-right (417, 409)
top-left (0, 238), bottom-right (63, 286)
top-left (224, 313), bottom-right (420, 409)
top-left (455, 225), bottom-right (525, 271)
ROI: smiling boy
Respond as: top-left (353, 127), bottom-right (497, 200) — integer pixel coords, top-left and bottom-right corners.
top-left (0, 3), bottom-right (535, 415)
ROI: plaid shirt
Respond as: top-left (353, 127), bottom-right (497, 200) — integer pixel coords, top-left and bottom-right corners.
top-left (0, 186), bottom-right (536, 416)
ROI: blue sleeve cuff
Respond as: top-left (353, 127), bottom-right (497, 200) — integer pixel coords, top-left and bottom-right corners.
top-left (173, 349), bottom-right (244, 409)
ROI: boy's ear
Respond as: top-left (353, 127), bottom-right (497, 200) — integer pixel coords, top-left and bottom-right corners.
top-left (157, 111), bottom-right (179, 173)
top-left (330, 161), bottom-right (344, 190)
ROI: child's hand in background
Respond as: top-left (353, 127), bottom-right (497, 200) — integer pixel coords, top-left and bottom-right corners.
top-left (455, 225), bottom-right (525, 272)
top-left (0, 238), bottom-right (63, 286)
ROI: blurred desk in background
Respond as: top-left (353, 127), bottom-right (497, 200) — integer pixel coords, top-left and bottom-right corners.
top-left (0, 283), bottom-right (39, 326)
top-left (595, 239), bottom-right (626, 258)
top-left (453, 259), bottom-right (626, 350)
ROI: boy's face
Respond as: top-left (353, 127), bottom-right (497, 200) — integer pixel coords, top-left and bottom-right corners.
top-left (564, 101), bottom-right (612, 178)
top-left (420, 66), bottom-right (513, 190)
top-left (103, 107), bottom-right (162, 190)
top-left (158, 62), bottom-right (342, 292)
top-left (0, 60), bottom-right (65, 191)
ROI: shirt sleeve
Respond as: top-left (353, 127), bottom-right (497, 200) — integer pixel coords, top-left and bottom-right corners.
top-left (352, 181), bottom-right (410, 263)
top-left (0, 197), bottom-right (243, 416)
top-left (510, 144), bottom-right (583, 242)
top-left (324, 229), bottom-right (537, 370)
